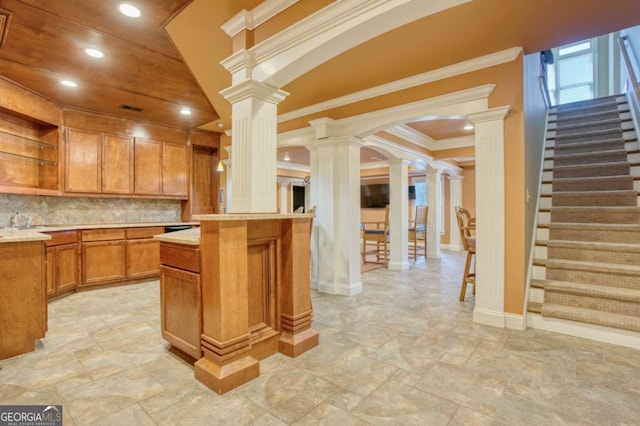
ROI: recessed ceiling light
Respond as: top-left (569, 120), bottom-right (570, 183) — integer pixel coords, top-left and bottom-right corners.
top-left (180, 107), bottom-right (192, 115)
top-left (464, 124), bottom-right (474, 130)
top-left (118, 3), bottom-right (141, 18)
top-left (283, 154), bottom-right (291, 161)
top-left (84, 48), bottom-right (104, 58)
top-left (60, 80), bottom-right (77, 88)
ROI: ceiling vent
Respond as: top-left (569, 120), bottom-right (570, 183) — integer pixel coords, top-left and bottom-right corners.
top-left (0, 9), bottom-right (13, 48)
top-left (119, 104), bottom-right (143, 112)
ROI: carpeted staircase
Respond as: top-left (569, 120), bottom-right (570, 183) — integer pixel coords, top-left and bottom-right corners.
top-left (530, 95), bottom-right (640, 332)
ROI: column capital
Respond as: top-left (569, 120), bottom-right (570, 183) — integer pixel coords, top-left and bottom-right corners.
top-left (387, 158), bottom-right (412, 167)
top-left (425, 167), bottom-right (443, 177)
top-left (467, 106), bottom-right (511, 124)
top-left (220, 79), bottom-right (289, 104)
top-left (308, 117), bottom-right (339, 139)
top-left (306, 135), bottom-right (364, 152)
top-left (448, 175), bottom-right (464, 181)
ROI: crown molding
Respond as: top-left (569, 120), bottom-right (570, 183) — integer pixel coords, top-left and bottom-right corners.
top-left (222, 0), bottom-right (300, 37)
top-left (432, 135), bottom-right (475, 150)
top-left (385, 125), bottom-right (433, 149)
top-left (277, 161), bottom-right (310, 173)
top-left (278, 47), bottom-right (522, 123)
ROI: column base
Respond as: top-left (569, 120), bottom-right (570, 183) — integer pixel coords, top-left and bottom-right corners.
top-left (388, 260), bottom-right (410, 271)
top-left (317, 280), bottom-right (362, 296)
top-left (279, 327), bottom-right (319, 357)
top-left (194, 355), bottom-right (259, 394)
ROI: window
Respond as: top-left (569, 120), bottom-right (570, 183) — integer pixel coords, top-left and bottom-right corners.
top-left (414, 182), bottom-right (426, 207)
top-left (549, 38), bottom-right (596, 105)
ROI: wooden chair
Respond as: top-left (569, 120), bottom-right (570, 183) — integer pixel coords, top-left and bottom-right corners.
top-left (455, 206), bottom-right (476, 301)
top-left (408, 205), bottom-right (428, 261)
top-left (293, 206), bottom-right (304, 213)
top-left (361, 204), bottom-right (390, 267)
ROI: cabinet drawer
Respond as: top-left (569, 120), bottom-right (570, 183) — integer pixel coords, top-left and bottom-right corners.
top-left (126, 226), bottom-right (165, 239)
top-left (45, 230), bottom-right (78, 247)
top-left (159, 242), bottom-right (200, 273)
top-left (81, 228), bottom-right (126, 242)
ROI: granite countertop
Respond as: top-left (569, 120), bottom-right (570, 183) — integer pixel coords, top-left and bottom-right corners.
top-left (0, 222), bottom-right (197, 244)
top-left (153, 227), bottom-right (200, 246)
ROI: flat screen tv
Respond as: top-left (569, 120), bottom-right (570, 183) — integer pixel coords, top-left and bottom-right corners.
top-left (361, 183), bottom-right (389, 208)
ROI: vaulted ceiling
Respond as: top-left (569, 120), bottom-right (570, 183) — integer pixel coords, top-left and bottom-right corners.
top-left (1, 0), bottom-right (639, 166)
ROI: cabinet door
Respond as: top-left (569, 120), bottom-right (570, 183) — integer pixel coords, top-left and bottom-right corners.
top-left (127, 238), bottom-right (160, 279)
top-left (162, 142), bottom-right (188, 197)
top-left (134, 138), bottom-right (162, 195)
top-left (46, 246), bottom-right (56, 296)
top-left (65, 128), bottom-right (101, 193)
top-left (56, 243), bottom-right (78, 293)
top-left (102, 134), bottom-right (133, 194)
top-left (82, 240), bottom-right (127, 286)
top-left (160, 265), bottom-right (202, 359)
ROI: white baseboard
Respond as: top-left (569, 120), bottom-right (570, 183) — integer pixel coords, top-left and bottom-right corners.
top-left (317, 280), bottom-right (363, 296)
top-left (527, 312), bottom-right (640, 350)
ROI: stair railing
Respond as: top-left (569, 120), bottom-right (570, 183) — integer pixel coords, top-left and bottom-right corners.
top-left (539, 51), bottom-right (553, 109)
top-left (618, 35), bottom-right (640, 133)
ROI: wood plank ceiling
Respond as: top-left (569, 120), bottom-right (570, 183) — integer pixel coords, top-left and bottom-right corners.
top-left (0, 0), bottom-right (218, 129)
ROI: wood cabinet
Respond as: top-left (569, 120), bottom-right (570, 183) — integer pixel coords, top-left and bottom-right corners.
top-left (126, 226), bottom-right (163, 279)
top-left (45, 231), bottom-right (79, 298)
top-left (81, 229), bottom-right (127, 287)
top-left (134, 138), bottom-right (163, 195)
top-left (65, 128), bottom-right (133, 195)
top-left (65, 128), bottom-right (101, 193)
top-left (134, 138), bottom-right (188, 197)
top-left (162, 142), bottom-right (188, 197)
top-left (1, 241), bottom-right (46, 360)
top-left (102, 134), bottom-right (133, 194)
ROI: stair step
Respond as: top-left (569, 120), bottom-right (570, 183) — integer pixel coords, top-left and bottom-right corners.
top-left (554, 128), bottom-right (624, 145)
top-left (541, 303), bottom-right (640, 332)
top-left (552, 149), bottom-right (628, 167)
top-left (552, 175), bottom-right (634, 192)
top-left (550, 206), bottom-right (640, 224)
top-left (555, 96), bottom-right (622, 112)
top-left (547, 138), bottom-right (631, 155)
top-left (547, 239), bottom-right (640, 265)
top-left (553, 161), bottom-right (630, 179)
top-left (527, 301), bottom-right (542, 314)
top-left (551, 190), bottom-right (638, 207)
top-left (555, 118), bottom-right (623, 136)
top-left (549, 223), bottom-right (640, 243)
top-left (545, 280), bottom-right (640, 302)
top-left (545, 259), bottom-right (640, 289)
top-left (530, 279), bottom-right (545, 289)
top-left (553, 109), bottom-right (622, 126)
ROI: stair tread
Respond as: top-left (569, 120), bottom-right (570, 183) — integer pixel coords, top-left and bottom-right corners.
top-left (546, 239), bottom-right (640, 251)
top-left (552, 161), bottom-right (629, 170)
top-left (555, 118), bottom-right (624, 130)
top-left (552, 149), bottom-right (628, 159)
top-left (544, 280), bottom-right (640, 300)
top-left (549, 205), bottom-right (640, 211)
top-left (545, 258), bottom-right (640, 274)
top-left (541, 303), bottom-right (640, 331)
top-left (549, 222), bottom-right (640, 230)
top-left (551, 190), bottom-right (638, 195)
top-left (527, 301), bottom-right (542, 313)
top-left (530, 279), bottom-right (545, 289)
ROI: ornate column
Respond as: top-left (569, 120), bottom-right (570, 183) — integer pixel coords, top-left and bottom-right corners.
top-left (468, 106), bottom-right (510, 327)
top-left (388, 159), bottom-right (410, 270)
top-left (448, 175), bottom-right (464, 251)
top-left (307, 118), bottom-right (363, 296)
top-left (220, 80), bottom-right (288, 213)
top-left (426, 168), bottom-right (442, 258)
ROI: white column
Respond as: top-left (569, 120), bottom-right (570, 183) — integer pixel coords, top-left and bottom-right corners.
top-left (426, 168), bottom-right (442, 259)
top-left (448, 175), bottom-right (464, 251)
top-left (468, 106), bottom-right (510, 328)
top-left (307, 129), bottom-right (363, 296)
top-left (222, 146), bottom-right (232, 214)
top-left (220, 80), bottom-right (288, 213)
top-left (277, 181), bottom-right (288, 213)
top-left (388, 159), bottom-right (410, 270)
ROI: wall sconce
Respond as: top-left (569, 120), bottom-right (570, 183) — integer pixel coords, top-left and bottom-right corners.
top-left (216, 160), bottom-right (224, 172)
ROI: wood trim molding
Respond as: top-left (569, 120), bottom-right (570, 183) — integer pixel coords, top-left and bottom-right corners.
top-left (0, 8), bottom-right (13, 48)
top-left (222, 0), bottom-right (300, 37)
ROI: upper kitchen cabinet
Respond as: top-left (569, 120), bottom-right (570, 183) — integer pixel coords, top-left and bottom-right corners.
top-left (65, 128), bottom-right (134, 195)
top-left (0, 79), bottom-right (61, 195)
top-left (64, 110), bottom-right (188, 199)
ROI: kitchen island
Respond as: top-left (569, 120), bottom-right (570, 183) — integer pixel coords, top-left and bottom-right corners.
top-left (0, 229), bottom-right (50, 360)
top-left (155, 213), bottom-right (319, 394)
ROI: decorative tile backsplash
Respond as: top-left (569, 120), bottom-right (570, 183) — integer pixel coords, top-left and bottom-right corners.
top-left (0, 194), bottom-right (182, 227)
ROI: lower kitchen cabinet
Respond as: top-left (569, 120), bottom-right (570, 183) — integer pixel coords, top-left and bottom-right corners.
top-left (81, 229), bottom-right (127, 287)
top-left (126, 226), bottom-right (163, 279)
top-left (45, 231), bottom-right (79, 298)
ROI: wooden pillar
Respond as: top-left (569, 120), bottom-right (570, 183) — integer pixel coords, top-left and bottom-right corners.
top-left (194, 220), bottom-right (259, 394)
top-left (279, 218), bottom-right (319, 356)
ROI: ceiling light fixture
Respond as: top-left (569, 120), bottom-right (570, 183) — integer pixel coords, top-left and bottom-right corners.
top-left (180, 107), bottom-right (191, 115)
top-left (118, 3), bottom-right (141, 18)
top-left (464, 124), bottom-right (474, 130)
top-left (283, 154), bottom-right (291, 161)
top-left (84, 48), bottom-right (104, 58)
top-left (60, 80), bottom-right (77, 87)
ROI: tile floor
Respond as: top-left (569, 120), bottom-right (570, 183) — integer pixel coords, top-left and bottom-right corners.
top-left (2, 251), bottom-right (640, 425)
